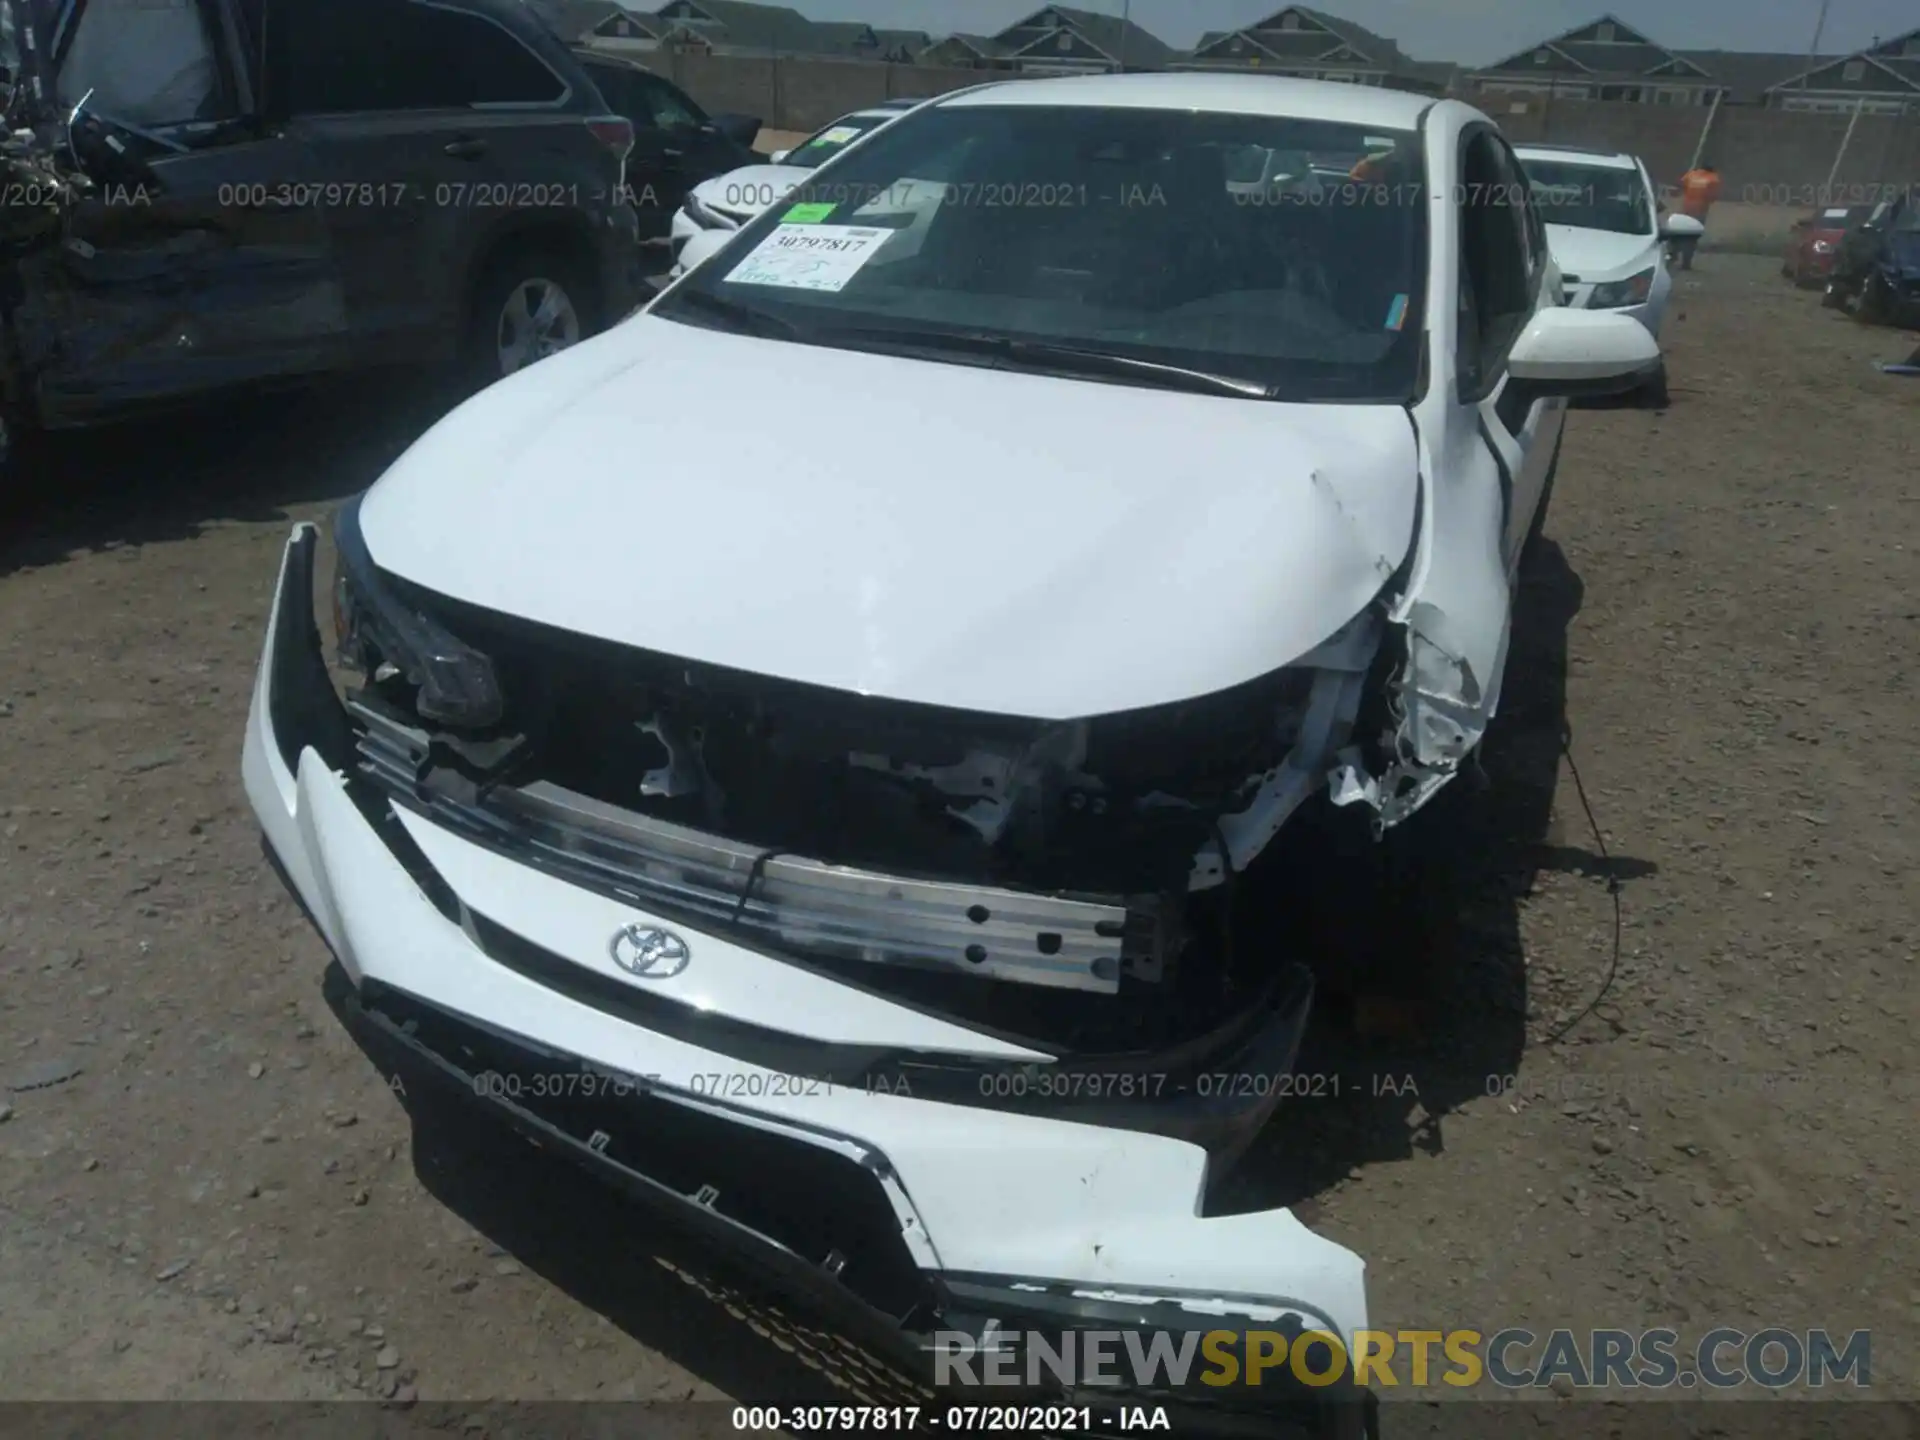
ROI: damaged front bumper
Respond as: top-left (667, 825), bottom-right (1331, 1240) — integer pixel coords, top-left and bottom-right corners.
top-left (242, 523), bottom-right (1371, 1417)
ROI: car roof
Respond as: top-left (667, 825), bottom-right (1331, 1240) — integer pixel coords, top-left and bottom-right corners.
top-left (833, 102), bottom-right (918, 123)
top-left (937, 72), bottom-right (1433, 129)
top-left (573, 48), bottom-right (645, 70)
top-left (1513, 143), bottom-right (1639, 170)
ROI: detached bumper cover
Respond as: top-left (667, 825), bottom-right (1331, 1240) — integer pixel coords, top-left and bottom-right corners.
top-left (241, 524), bottom-right (1370, 1395)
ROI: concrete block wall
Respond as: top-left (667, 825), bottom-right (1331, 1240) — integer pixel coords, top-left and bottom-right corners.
top-left (1493, 93), bottom-right (1920, 200)
top-left (642, 52), bottom-right (1920, 199)
top-left (649, 51), bottom-right (1042, 132)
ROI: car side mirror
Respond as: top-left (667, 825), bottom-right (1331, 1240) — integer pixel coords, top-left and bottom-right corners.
top-left (1658, 213), bottom-right (1703, 241)
top-left (1504, 307), bottom-right (1661, 409)
top-left (767, 149), bottom-right (790, 164)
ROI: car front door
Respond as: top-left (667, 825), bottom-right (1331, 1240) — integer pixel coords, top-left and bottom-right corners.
top-left (622, 67), bottom-right (722, 228)
top-left (1464, 129), bottom-right (1563, 570)
top-left (19, 0), bottom-right (349, 424)
top-left (267, 0), bottom-right (589, 362)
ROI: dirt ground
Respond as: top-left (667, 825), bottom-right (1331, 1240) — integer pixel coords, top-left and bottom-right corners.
top-left (0, 257), bottom-right (1915, 1427)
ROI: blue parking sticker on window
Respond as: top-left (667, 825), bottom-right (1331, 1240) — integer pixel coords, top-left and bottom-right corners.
top-left (1384, 294), bottom-right (1409, 331)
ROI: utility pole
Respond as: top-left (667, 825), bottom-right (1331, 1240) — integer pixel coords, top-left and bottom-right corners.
top-left (1687, 88), bottom-right (1722, 171)
top-left (1802, 0), bottom-right (1831, 87)
top-left (1116, 0), bottom-right (1130, 71)
top-left (1825, 96), bottom-right (1864, 196)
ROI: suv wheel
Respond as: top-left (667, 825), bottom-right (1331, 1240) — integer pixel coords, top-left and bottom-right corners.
top-left (1856, 273), bottom-right (1893, 326)
top-left (468, 248), bottom-right (596, 385)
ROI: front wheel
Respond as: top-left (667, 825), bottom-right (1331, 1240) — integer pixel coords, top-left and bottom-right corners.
top-left (1856, 273), bottom-right (1894, 326)
top-left (1641, 360), bottom-right (1670, 409)
top-left (465, 247), bottom-right (597, 387)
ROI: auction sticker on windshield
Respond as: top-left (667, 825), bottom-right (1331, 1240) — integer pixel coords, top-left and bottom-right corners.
top-left (725, 224), bottom-right (891, 292)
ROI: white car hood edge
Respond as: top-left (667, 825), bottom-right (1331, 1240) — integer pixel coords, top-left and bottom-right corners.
top-left (1544, 224), bottom-right (1660, 280)
top-left (690, 164), bottom-right (808, 216)
top-left (359, 317), bottom-right (1419, 721)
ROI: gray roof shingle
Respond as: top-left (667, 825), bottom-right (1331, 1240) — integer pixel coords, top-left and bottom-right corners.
top-left (649, 0), bottom-right (824, 54)
top-left (994, 5), bottom-right (1176, 68)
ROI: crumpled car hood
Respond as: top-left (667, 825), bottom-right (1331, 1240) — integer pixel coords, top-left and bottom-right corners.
top-left (358, 316), bottom-right (1418, 720)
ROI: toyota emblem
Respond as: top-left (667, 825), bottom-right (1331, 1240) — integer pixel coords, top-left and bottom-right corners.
top-left (609, 924), bottom-right (691, 980)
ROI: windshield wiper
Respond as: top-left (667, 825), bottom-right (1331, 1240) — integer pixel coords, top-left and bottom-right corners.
top-left (813, 325), bottom-right (1274, 399)
top-left (661, 287), bottom-right (800, 339)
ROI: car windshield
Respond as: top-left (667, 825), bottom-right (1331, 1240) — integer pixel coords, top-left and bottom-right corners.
top-left (1520, 159), bottom-right (1652, 236)
top-left (654, 103), bottom-right (1429, 403)
top-left (1894, 204), bottom-right (1920, 233)
top-left (784, 113), bottom-right (894, 169)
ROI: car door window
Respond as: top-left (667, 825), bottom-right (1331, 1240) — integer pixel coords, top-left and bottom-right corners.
top-left (57, 0), bottom-right (230, 126)
top-left (1496, 138), bottom-right (1550, 290)
top-left (1456, 130), bottom-right (1532, 401)
top-left (628, 72), bottom-right (704, 132)
top-left (276, 0), bottom-right (564, 114)
top-left (582, 62), bottom-right (636, 122)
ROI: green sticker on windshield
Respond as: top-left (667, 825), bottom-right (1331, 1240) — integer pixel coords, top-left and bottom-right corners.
top-left (783, 202), bottom-right (837, 224)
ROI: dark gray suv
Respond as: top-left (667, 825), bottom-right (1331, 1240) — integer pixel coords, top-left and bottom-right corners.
top-left (2, 0), bottom-right (645, 442)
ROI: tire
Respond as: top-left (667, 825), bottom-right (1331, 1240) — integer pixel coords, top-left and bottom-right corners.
top-left (0, 409), bottom-right (52, 516)
top-left (464, 245), bottom-right (598, 388)
top-left (1641, 360), bottom-right (1670, 409)
top-left (1856, 274), bottom-right (1893, 326)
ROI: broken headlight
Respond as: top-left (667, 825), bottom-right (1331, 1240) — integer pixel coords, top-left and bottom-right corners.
top-left (1083, 666), bottom-right (1320, 807)
top-left (330, 493), bottom-right (504, 729)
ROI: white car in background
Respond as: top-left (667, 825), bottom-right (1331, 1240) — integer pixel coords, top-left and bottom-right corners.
top-left (1513, 143), bottom-right (1701, 406)
top-left (667, 97), bottom-right (923, 270)
top-left (245, 75), bottom-right (1659, 1414)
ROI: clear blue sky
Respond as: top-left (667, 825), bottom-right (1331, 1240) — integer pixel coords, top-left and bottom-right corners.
top-left (766, 0), bottom-right (1913, 65)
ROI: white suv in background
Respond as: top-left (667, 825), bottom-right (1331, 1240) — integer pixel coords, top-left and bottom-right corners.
top-left (1513, 143), bottom-right (1695, 406)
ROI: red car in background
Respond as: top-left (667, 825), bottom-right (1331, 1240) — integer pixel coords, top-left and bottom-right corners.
top-left (1782, 203), bottom-right (1876, 286)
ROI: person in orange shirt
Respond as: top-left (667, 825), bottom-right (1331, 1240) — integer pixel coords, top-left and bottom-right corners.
top-left (1671, 161), bottom-right (1722, 269)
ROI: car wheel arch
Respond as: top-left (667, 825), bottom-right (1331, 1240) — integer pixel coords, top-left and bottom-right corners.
top-left (460, 212), bottom-right (606, 337)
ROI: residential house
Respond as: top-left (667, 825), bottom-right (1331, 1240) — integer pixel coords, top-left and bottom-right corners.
top-left (810, 20), bottom-right (933, 63)
top-left (1176, 5), bottom-right (1454, 93)
top-left (917, 33), bottom-right (1020, 69)
top-left (645, 0), bottom-right (834, 56)
top-left (1464, 15), bottom-right (1829, 108)
top-left (559, 1), bottom-right (666, 49)
top-left (1760, 27), bottom-right (1920, 113)
top-left (920, 6), bottom-right (1176, 74)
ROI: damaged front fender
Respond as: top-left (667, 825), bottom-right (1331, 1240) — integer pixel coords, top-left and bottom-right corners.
top-left (1331, 412), bottom-right (1515, 832)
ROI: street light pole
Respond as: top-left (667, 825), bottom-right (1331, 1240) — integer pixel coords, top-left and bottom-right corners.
top-left (1117, 0), bottom-right (1130, 71)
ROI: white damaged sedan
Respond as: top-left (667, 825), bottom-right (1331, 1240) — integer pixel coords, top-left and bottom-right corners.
top-left (243, 74), bottom-right (1657, 1418)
